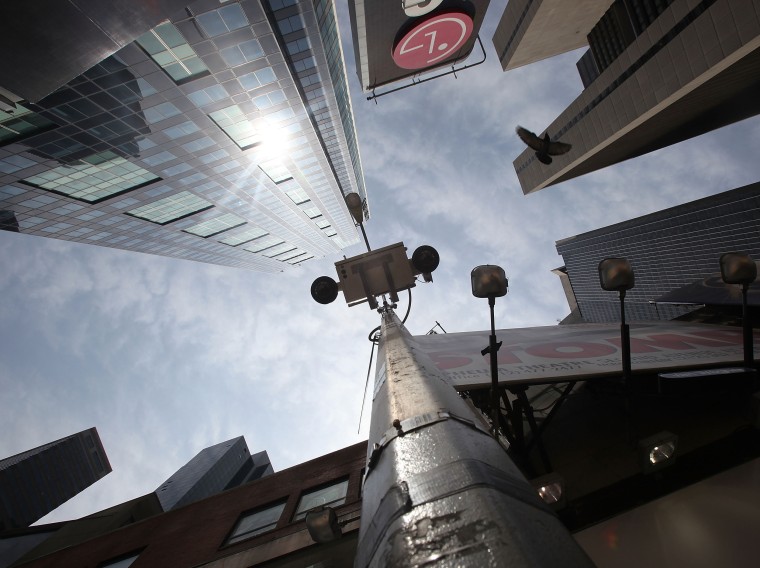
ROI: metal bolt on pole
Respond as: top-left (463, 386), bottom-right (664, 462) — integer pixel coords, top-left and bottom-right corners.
top-left (355, 309), bottom-right (593, 567)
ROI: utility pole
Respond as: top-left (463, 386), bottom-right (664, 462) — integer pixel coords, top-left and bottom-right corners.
top-left (310, 195), bottom-right (591, 565)
top-left (355, 309), bottom-right (593, 567)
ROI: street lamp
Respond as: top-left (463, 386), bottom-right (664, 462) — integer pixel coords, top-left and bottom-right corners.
top-left (345, 192), bottom-right (371, 252)
top-left (599, 258), bottom-right (635, 382)
top-left (471, 265), bottom-right (508, 438)
top-left (720, 252), bottom-right (757, 368)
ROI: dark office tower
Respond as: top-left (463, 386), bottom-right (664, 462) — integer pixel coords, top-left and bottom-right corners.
top-left (555, 184), bottom-right (760, 323)
top-left (155, 437), bottom-right (272, 511)
top-left (0, 428), bottom-right (111, 530)
top-left (0, 0), bottom-right (368, 272)
top-left (494, 0), bottom-right (760, 194)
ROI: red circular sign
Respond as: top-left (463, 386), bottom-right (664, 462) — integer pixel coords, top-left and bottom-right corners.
top-left (392, 12), bottom-right (474, 70)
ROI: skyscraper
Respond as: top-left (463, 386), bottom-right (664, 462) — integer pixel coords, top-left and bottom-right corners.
top-left (0, 0), bottom-right (367, 271)
top-left (0, 428), bottom-right (111, 530)
top-left (155, 436), bottom-right (272, 511)
top-left (493, 0), bottom-right (760, 194)
top-left (555, 183), bottom-right (760, 323)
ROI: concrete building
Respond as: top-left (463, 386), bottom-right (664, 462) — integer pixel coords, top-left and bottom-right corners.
top-left (0, 428), bottom-right (111, 531)
top-left (155, 436), bottom-right (272, 511)
top-left (1, 441), bottom-right (365, 568)
top-left (554, 183), bottom-right (760, 323)
top-left (0, 0), bottom-right (367, 271)
top-left (493, 0), bottom-right (760, 194)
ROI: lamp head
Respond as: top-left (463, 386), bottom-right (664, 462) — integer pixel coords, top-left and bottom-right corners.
top-left (305, 507), bottom-right (342, 543)
top-left (598, 258), bottom-right (635, 291)
top-left (344, 192), bottom-right (364, 226)
top-left (638, 431), bottom-right (678, 474)
top-left (720, 252), bottom-right (757, 285)
top-left (471, 265), bottom-right (508, 298)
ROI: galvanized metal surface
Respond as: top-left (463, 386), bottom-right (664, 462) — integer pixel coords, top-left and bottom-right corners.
top-left (356, 310), bottom-right (593, 567)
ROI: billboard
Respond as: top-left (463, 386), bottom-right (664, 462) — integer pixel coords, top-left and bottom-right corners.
top-left (412, 321), bottom-right (756, 389)
top-left (348, 0), bottom-right (491, 91)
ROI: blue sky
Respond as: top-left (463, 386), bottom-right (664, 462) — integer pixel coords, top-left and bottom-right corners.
top-left (1, 0), bottom-right (760, 523)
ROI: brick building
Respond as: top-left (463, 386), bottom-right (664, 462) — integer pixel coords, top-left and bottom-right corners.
top-left (1, 441), bottom-right (366, 568)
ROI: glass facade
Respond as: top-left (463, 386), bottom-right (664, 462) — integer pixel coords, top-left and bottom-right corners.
top-left (556, 185), bottom-right (760, 323)
top-left (0, 0), bottom-right (366, 272)
top-left (155, 437), bottom-right (272, 511)
top-left (0, 428), bottom-right (111, 530)
top-left (22, 151), bottom-right (160, 203)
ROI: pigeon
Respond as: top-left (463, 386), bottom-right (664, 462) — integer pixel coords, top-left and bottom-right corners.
top-left (516, 126), bottom-right (571, 165)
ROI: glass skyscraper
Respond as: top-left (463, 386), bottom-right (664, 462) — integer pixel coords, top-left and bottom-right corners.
top-left (155, 436), bottom-right (272, 511)
top-left (0, 428), bottom-right (111, 530)
top-left (555, 184), bottom-right (760, 323)
top-left (0, 0), bottom-right (367, 272)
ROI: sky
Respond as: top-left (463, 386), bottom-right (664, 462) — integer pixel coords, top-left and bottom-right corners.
top-left (2, 0), bottom-right (760, 524)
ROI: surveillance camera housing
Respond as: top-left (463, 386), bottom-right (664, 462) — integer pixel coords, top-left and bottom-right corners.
top-left (411, 245), bottom-right (440, 275)
top-left (311, 276), bottom-right (339, 304)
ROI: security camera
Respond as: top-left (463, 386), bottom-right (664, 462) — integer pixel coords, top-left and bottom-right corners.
top-left (411, 245), bottom-right (439, 282)
top-left (311, 276), bottom-right (339, 304)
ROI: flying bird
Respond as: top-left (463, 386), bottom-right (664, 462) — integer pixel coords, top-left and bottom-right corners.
top-left (516, 126), bottom-right (571, 165)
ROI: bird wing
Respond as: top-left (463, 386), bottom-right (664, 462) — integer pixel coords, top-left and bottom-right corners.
top-left (516, 126), bottom-right (542, 151)
top-left (547, 140), bottom-right (572, 155)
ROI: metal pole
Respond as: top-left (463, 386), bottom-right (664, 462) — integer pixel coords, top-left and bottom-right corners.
top-left (488, 297), bottom-right (501, 437)
top-left (620, 291), bottom-right (631, 382)
top-left (742, 283), bottom-right (753, 367)
top-left (355, 309), bottom-right (593, 567)
top-left (358, 222), bottom-right (371, 252)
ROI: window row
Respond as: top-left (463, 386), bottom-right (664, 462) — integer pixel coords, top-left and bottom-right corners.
top-left (226, 478), bottom-right (349, 546)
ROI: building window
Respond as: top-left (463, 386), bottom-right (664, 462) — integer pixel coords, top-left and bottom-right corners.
top-left (220, 40), bottom-right (265, 67)
top-left (21, 151), bottom-right (160, 204)
top-left (136, 22), bottom-right (210, 84)
top-left (218, 226), bottom-right (268, 246)
top-left (268, 0), bottom-right (297, 10)
top-left (288, 253), bottom-right (312, 265)
top-left (277, 249), bottom-right (306, 261)
top-left (187, 85), bottom-right (228, 108)
top-left (277, 14), bottom-right (304, 35)
top-left (294, 479), bottom-right (349, 521)
top-left (127, 191), bottom-right (212, 225)
top-left (253, 90), bottom-right (286, 110)
top-left (208, 105), bottom-right (261, 150)
top-left (284, 186), bottom-right (309, 205)
top-left (286, 38), bottom-right (310, 55)
top-left (243, 234), bottom-right (283, 253)
top-left (263, 243), bottom-right (296, 258)
top-left (0, 105), bottom-right (57, 146)
top-left (259, 161), bottom-right (292, 184)
top-left (196, 4), bottom-right (249, 37)
top-left (300, 201), bottom-right (321, 219)
top-left (237, 67), bottom-right (277, 91)
top-left (184, 213), bottom-right (246, 237)
top-left (225, 501), bottom-right (286, 545)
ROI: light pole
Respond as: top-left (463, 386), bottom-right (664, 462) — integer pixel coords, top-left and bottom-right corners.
top-left (312, 246), bottom-right (592, 565)
top-left (720, 252), bottom-right (757, 368)
top-left (599, 258), bottom-right (635, 383)
top-left (345, 192), bottom-right (371, 252)
top-left (471, 265), bottom-right (508, 438)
